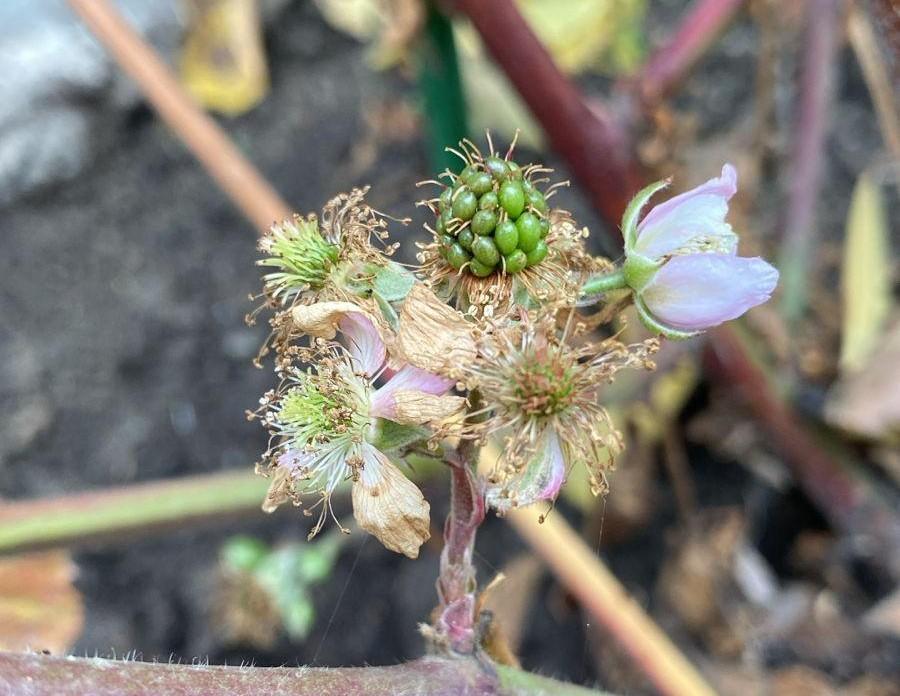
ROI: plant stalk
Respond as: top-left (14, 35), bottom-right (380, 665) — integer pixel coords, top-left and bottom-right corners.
top-left (631, 0), bottom-right (746, 105)
top-left (0, 471), bottom-right (269, 556)
top-left (777, 0), bottom-right (843, 325)
top-left (0, 652), bottom-right (609, 696)
top-left (66, 0), bottom-right (291, 233)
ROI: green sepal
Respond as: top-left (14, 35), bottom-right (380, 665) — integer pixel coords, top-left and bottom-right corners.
top-left (373, 262), bottom-right (416, 302)
top-left (633, 294), bottom-right (701, 341)
top-left (621, 177), bottom-right (670, 250)
top-left (623, 252), bottom-right (661, 293)
top-left (374, 291), bottom-right (400, 330)
top-left (370, 419), bottom-right (430, 452)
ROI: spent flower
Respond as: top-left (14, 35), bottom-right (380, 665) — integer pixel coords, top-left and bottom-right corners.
top-left (460, 309), bottom-right (658, 513)
top-left (252, 304), bottom-right (463, 558)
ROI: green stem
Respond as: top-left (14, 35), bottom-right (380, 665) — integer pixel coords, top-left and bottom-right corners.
top-left (416, 1), bottom-right (468, 173)
top-left (0, 470), bottom-right (269, 555)
top-left (580, 269), bottom-right (628, 296)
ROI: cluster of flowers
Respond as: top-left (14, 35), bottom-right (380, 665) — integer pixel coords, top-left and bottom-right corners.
top-left (249, 145), bottom-right (778, 560)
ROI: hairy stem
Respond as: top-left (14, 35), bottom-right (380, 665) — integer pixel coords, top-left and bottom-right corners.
top-left (0, 652), bottom-right (609, 696)
top-left (432, 446), bottom-right (486, 654)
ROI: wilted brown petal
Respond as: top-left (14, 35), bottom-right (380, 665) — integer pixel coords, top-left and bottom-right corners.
top-left (290, 301), bottom-right (378, 340)
top-left (261, 465), bottom-right (293, 513)
top-left (352, 452), bottom-right (430, 559)
top-left (395, 284), bottom-right (475, 375)
top-left (390, 390), bottom-right (466, 425)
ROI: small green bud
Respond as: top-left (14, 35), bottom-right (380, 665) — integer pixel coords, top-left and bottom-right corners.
top-left (485, 156), bottom-right (509, 180)
top-left (447, 243), bottom-right (471, 270)
top-left (504, 249), bottom-right (528, 274)
top-left (440, 234), bottom-right (455, 248)
top-left (507, 161), bottom-right (523, 180)
top-left (527, 188), bottom-right (548, 214)
top-left (459, 164), bottom-right (479, 185)
top-left (539, 218), bottom-right (550, 238)
top-left (494, 220), bottom-right (519, 255)
top-left (469, 172), bottom-right (493, 196)
top-left (478, 191), bottom-right (499, 211)
top-left (472, 236), bottom-right (500, 267)
top-left (525, 240), bottom-right (548, 266)
top-left (499, 181), bottom-right (525, 219)
top-left (516, 212), bottom-right (541, 253)
top-left (469, 257), bottom-right (495, 277)
top-left (471, 209), bottom-right (498, 236)
top-left (452, 189), bottom-right (478, 221)
top-left (457, 228), bottom-right (475, 251)
top-left (439, 187), bottom-right (453, 211)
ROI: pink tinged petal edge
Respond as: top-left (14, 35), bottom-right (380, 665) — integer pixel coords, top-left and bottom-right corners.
top-left (369, 364), bottom-right (455, 420)
top-left (634, 163), bottom-right (738, 260)
top-left (536, 430), bottom-right (567, 502)
top-left (641, 253), bottom-right (779, 331)
top-left (339, 312), bottom-right (386, 376)
top-left (277, 449), bottom-right (315, 476)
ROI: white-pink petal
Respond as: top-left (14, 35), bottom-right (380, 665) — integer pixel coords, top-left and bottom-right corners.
top-left (339, 312), bottom-right (386, 377)
top-left (369, 364), bottom-right (454, 420)
top-left (641, 253), bottom-right (779, 331)
top-left (634, 163), bottom-right (738, 260)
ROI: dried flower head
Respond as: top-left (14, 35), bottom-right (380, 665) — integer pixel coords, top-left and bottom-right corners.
top-left (417, 135), bottom-right (605, 319)
top-left (461, 308), bottom-right (659, 513)
top-left (251, 307), bottom-right (463, 558)
top-left (250, 188), bottom-right (409, 362)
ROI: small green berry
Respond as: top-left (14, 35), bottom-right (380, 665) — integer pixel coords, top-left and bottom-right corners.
top-left (452, 189), bottom-right (478, 221)
top-left (525, 240), bottom-right (548, 266)
top-left (468, 257), bottom-right (495, 277)
top-left (494, 220), bottom-right (519, 255)
top-left (459, 164), bottom-right (478, 185)
top-left (504, 249), bottom-right (527, 274)
top-left (521, 178), bottom-right (535, 194)
top-left (472, 236), bottom-right (500, 267)
top-left (457, 228), bottom-right (475, 251)
top-left (539, 218), bottom-right (550, 238)
top-left (435, 214), bottom-right (445, 235)
top-left (485, 156), bottom-right (509, 180)
top-left (440, 207), bottom-right (453, 230)
top-left (507, 161), bottom-right (523, 180)
top-left (471, 209), bottom-right (497, 236)
top-left (447, 243), bottom-right (471, 270)
top-left (499, 181), bottom-right (525, 219)
top-left (439, 187), bottom-right (453, 211)
top-left (469, 172), bottom-right (493, 196)
top-left (516, 212), bottom-right (541, 253)
top-left (440, 234), bottom-right (455, 248)
top-left (479, 191), bottom-right (499, 210)
top-left (527, 188), bottom-right (548, 214)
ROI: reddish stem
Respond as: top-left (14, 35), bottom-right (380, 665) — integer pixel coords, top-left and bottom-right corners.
top-left (453, 0), bottom-right (642, 232)
top-left (433, 450), bottom-right (485, 654)
top-left (633, 0), bottom-right (747, 105)
top-left (778, 0), bottom-right (844, 324)
top-left (706, 326), bottom-right (900, 580)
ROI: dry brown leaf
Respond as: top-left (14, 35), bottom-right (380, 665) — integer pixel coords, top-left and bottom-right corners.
top-left (0, 551), bottom-right (84, 653)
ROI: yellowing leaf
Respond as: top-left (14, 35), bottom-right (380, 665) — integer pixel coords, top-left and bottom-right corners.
top-left (0, 551), bottom-right (84, 653)
top-left (180, 0), bottom-right (269, 116)
top-left (840, 172), bottom-right (892, 372)
top-left (517, 0), bottom-right (646, 75)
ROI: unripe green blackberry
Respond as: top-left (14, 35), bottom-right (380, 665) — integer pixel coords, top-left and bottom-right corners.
top-left (426, 139), bottom-right (560, 278)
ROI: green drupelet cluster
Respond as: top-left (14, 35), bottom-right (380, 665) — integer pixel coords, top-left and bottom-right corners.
top-left (436, 155), bottom-right (551, 277)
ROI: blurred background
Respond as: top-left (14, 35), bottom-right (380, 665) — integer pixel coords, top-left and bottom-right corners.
top-left (0, 0), bottom-right (898, 694)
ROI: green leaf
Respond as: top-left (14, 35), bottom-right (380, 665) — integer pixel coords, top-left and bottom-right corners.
top-left (373, 263), bottom-right (416, 302)
top-left (221, 535), bottom-right (269, 572)
top-left (840, 172), bottom-right (892, 372)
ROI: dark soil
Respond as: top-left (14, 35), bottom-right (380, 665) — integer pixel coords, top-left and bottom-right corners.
top-left (2, 0), bottom-right (897, 692)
